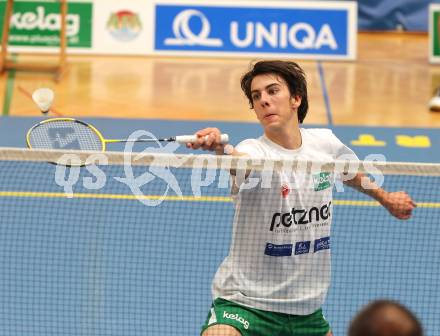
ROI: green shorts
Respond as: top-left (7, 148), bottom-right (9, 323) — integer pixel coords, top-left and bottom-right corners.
top-left (201, 298), bottom-right (331, 336)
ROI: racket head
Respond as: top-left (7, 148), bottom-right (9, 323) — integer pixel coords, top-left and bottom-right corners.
top-left (26, 118), bottom-right (106, 152)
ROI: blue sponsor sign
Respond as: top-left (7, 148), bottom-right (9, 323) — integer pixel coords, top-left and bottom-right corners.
top-left (295, 241), bottom-right (311, 255)
top-left (265, 243), bottom-right (293, 257)
top-left (154, 1), bottom-right (356, 59)
top-left (314, 236), bottom-right (330, 252)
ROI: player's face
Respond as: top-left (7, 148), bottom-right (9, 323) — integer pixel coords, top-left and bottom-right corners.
top-left (250, 74), bottom-right (301, 131)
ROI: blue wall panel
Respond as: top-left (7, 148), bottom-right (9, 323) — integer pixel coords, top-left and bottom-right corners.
top-left (359, 0), bottom-right (440, 31)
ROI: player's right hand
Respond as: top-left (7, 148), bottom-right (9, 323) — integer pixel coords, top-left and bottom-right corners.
top-left (187, 127), bottom-right (225, 154)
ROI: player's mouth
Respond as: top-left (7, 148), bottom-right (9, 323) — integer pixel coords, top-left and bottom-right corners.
top-left (263, 113), bottom-right (278, 121)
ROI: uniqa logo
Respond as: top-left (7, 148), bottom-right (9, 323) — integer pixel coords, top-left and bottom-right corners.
top-left (107, 10), bottom-right (142, 42)
top-left (230, 22), bottom-right (337, 50)
top-left (10, 6), bottom-right (80, 37)
top-left (164, 9), bottom-right (338, 50)
top-left (164, 9), bottom-right (223, 46)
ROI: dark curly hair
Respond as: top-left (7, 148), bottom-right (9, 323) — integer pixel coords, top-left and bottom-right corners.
top-left (348, 300), bottom-right (423, 336)
top-left (240, 60), bottom-right (308, 123)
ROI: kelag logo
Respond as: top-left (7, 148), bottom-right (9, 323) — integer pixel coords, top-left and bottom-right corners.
top-left (0, 1), bottom-right (92, 48)
top-left (154, 4), bottom-right (352, 57)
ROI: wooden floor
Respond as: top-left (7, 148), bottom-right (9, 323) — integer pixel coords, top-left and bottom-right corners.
top-left (1, 32), bottom-right (440, 128)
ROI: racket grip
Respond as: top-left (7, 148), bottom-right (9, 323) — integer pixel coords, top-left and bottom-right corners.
top-left (175, 134), bottom-right (229, 144)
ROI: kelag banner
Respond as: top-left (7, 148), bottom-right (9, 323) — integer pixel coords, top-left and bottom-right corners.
top-left (0, 1), bottom-right (92, 48)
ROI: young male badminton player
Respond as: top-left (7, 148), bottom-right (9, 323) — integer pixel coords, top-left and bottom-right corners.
top-left (187, 60), bottom-right (416, 336)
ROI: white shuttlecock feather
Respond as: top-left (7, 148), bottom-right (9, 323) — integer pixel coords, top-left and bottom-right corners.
top-left (32, 88), bottom-right (54, 114)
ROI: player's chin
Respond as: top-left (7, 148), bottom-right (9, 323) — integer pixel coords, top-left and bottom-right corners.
top-left (263, 121), bottom-right (281, 131)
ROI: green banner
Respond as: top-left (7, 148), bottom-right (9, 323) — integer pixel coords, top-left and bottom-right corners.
top-left (0, 1), bottom-right (92, 48)
top-left (434, 11), bottom-right (440, 57)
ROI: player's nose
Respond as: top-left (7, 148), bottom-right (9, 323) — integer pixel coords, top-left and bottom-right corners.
top-left (259, 91), bottom-right (270, 107)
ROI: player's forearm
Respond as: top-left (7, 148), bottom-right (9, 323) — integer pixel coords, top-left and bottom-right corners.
top-left (343, 173), bottom-right (389, 205)
top-left (215, 148), bottom-right (250, 176)
top-left (215, 146), bottom-right (246, 157)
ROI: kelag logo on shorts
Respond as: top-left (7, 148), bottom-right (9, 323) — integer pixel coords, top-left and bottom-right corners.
top-left (154, 3), bottom-right (353, 58)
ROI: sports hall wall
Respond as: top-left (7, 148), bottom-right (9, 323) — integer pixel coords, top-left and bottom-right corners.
top-left (359, 0), bottom-right (438, 31)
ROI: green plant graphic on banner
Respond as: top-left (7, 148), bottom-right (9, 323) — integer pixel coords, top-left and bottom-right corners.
top-left (0, 1), bottom-right (92, 48)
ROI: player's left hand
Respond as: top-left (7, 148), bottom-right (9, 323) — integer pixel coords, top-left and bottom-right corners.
top-left (382, 191), bottom-right (417, 220)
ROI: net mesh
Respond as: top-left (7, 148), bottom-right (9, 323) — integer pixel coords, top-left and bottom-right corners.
top-left (0, 147), bottom-right (439, 336)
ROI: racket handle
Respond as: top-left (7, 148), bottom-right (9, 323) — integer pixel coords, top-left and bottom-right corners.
top-left (175, 134), bottom-right (229, 144)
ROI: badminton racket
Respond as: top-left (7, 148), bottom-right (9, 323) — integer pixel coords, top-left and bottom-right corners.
top-left (26, 118), bottom-right (229, 151)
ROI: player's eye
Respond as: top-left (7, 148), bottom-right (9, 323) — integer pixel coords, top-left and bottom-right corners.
top-left (251, 93), bottom-right (260, 101)
top-left (268, 87), bottom-right (279, 95)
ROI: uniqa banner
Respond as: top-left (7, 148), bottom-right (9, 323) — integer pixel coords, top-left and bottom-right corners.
top-left (153, 0), bottom-right (357, 60)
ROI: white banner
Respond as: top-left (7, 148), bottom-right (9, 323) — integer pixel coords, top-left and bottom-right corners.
top-left (2, 0), bottom-right (357, 60)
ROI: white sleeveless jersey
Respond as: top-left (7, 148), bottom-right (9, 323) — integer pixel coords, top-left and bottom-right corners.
top-left (212, 128), bottom-right (358, 315)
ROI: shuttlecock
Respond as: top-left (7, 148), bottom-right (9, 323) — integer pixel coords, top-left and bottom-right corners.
top-left (32, 88), bottom-right (54, 114)
top-left (429, 87), bottom-right (440, 112)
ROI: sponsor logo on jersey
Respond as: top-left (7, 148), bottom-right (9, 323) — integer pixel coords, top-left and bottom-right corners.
top-left (313, 172), bottom-right (332, 191)
top-left (295, 241), bottom-right (311, 255)
top-left (264, 243), bottom-right (293, 256)
top-left (270, 201), bottom-right (331, 231)
top-left (314, 236), bottom-right (330, 252)
top-left (223, 311), bottom-right (250, 329)
top-left (281, 183), bottom-right (290, 198)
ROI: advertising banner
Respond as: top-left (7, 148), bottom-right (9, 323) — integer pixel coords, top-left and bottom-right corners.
top-left (0, 0), bottom-right (92, 50)
top-left (0, 0), bottom-right (357, 60)
top-left (92, 0), bottom-right (153, 54)
top-left (154, 0), bottom-right (357, 60)
top-left (430, 4), bottom-right (440, 64)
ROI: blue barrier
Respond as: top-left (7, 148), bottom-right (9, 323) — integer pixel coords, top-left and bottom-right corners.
top-left (359, 0), bottom-right (440, 31)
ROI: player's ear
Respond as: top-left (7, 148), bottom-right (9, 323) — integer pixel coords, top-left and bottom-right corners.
top-left (291, 95), bottom-right (302, 109)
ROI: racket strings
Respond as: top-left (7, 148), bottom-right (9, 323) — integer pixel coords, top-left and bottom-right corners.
top-left (28, 120), bottom-right (103, 151)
